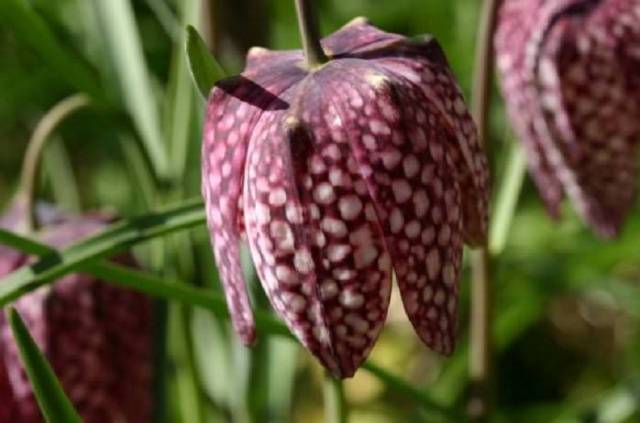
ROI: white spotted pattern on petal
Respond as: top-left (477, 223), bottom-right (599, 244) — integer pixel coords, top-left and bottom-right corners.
top-left (325, 63), bottom-right (464, 355)
top-left (202, 17), bottom-right (487, 377)
top-left (243, 81), bottom-right (392, 378)
top-left (202, 66), bottom-right (305, 344)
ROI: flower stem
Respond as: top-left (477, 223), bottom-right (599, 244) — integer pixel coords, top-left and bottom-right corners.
top-left (323, 373), bottom-right (347, 423)
top-left (15, 94), bottom-right (90, 232)
top-left (469, 0), bottom-right (502, 421)
top-left (293, 0), bottom-right (328, 68)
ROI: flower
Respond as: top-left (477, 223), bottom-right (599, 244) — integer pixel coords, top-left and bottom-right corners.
top-left (496, 0), bottom-right (640, 237)
top-left (0, 206), bottom-right (153, 422)
top-left (202, 18), bottom-right (489, 377)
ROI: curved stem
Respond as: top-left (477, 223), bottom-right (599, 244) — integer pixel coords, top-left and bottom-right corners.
top-left (323, 373), bottom-right (347, 423)
top-left (293, 0), bottom-right (328, 68)
top-left (16, 94), bottom-right (90, 232)
top-left (469, 0), bottom-right (502, 421)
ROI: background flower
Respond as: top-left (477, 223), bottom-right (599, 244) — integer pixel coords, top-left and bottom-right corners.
top-left (496, 0), bottom-right (640, 237)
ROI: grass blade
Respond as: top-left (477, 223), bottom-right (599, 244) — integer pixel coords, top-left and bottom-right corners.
top-left (7, 307), bottom-right (82, 423)
top-left (93, 0), bottom-right (169, 179)
top-left (166, 1), bottom-right (200, 180)
top-left (0, 229), bottom-right (458, 419)
top-left (0, 228), bottom-right (288, 336)
top-left (185, 25), bottom-right (226, 99)
top-left (361, 362), bottom-right (462, 421)
top-left (0, 199), bottom-right (205, 305)
top-left (489, 144), bottom-right (527, 254)
top-left (144, 0), bottom-right (180, 41)
top-left (0, 0), bottom-right (102, 100)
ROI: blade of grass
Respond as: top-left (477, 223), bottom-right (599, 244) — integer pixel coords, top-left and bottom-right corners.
top-left (0, 228), bottom-right (288, 337)
top-left (144, 0), bottom-right (181, 41)
top-left (120, 134), bottom-right (158, 210)
top-left (185, 25), bottom-right (226, 99)
top-left (0, 230), bottom-right (459, 420)
top-left (166, 2), bottom-right (201, 181)
top-left (42, 136), bottom-right (82, 212)
top-left (362, 362), bottom-right (462, 421)
top-left (93, 0), bottom-right (170, 179)
top-left (7, 307), bottom-right (82, 423)
top-left (0, 0), bottom-right (103, 100)
top-left (489, 143), bottom-right (526, 254)
top-left (0, 199), bottom-right (205, 305)
top-left (170, 304), bottom-right (206, 423)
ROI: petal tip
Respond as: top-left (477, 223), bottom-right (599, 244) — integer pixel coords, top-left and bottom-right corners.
top-left (341, 16), bottom-right (371, 29)
top-left (247, 46), bottom-right (269, 58)
top-left (238, 325), bottom-right (257, 346)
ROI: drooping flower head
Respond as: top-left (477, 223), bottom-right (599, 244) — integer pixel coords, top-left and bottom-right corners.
top-left (0, 206), bottom-right (153, 422)
top-left (496, 0), bottom-right (640, 237)
top-left (202, 18), bottom-right (489, 377)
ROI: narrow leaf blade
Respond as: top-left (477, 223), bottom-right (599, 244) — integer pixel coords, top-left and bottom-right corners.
top-left (0, 199), bottom-right (206, 306)
top-left (0, 232), bottom-right (457, 418)
top-left (185, 25), bottom-right (226, 99)
top-left (93, 0), bottom-right (169, 178)
top-left (8, 308), bottom-right (82, 423)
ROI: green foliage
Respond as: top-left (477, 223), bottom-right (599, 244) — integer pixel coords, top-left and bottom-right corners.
top-left (185, 25), bottom-right (226, 100)
top-left (1, 1), bottom-right (640, 422)
top-left (0, 228), bottom-right (458, 419)
top-left (0, 199), bottom-right (206, 306)
top-left (8, 307), bottom-right (82, 423)
top-left (0, 0), bottom-right (102, 100)
top-left (92, 0), bottom-right (170, 179)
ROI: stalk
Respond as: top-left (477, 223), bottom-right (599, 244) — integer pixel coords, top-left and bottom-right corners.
top-left (15, 94), bottom-right (90, 232)
top-left (293, 0), bottom-right (328, 68)
top-left (468, 0), bottom-right (503, 421)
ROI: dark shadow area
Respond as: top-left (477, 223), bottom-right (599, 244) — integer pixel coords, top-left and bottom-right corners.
top-left (332, 36), bottom-right (450, 67)
top-left (216, 76), bottom-right (289, 111)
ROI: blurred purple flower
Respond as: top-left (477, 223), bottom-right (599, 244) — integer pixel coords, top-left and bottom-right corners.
top-left (0, 205), bottom-right (153, 422)
top-left (496, 0), bottom-right (640, 237)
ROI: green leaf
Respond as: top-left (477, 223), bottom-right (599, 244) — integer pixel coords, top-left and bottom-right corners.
top-left (92, 0), bottom-right (170, 179)
top-left (0, 0), bottom-right (103, 100)
top-left (0, 228), bottom-right (289, 337)
top-left (166, 3), bottom-right (200, 180)
top-left (7, 307), bottom-right (82, 423)
top-left (185, 25), bottom-right (226, 99)
top-left (0, 199), bottom-right (206, 306)
top-left (143, 0), bottom-right (180, 41)
top-left (0, 230), bottom-right (458, 420)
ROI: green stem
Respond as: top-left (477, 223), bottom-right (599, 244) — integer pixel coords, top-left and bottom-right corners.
top-left (323, 373), bottom-right (347, 423)
top-left (469, 0), bottom-right (502, 421)
top-left (16, 94), bottom-right (90, 232)
top-left (293, 0), bottom-right (328, 68)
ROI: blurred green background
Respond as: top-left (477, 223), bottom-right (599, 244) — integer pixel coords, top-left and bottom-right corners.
top-left (1, 0), bottom-right (640, 422)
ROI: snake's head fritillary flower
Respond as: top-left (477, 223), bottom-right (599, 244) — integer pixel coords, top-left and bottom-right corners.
top-left (0, 207), bottom-right (153, 422)
top-left (202, 18), bottom-right (489, 377)
top-left (496, 0), bottom-right (640, 238)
